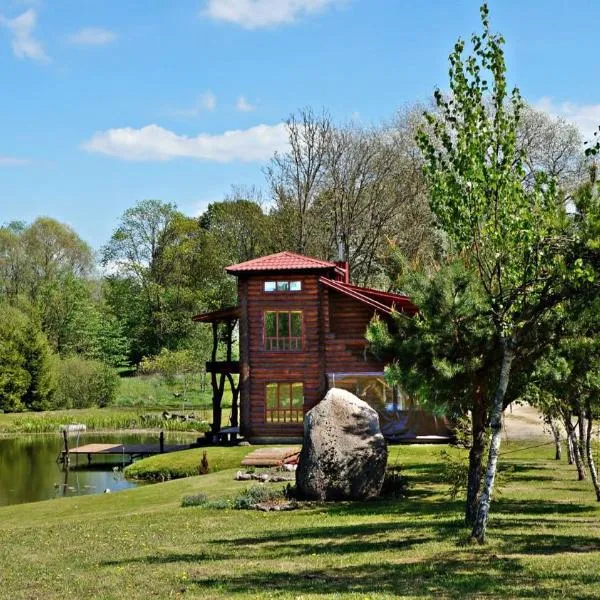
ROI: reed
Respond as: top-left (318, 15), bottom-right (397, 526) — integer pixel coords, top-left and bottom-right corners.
top-left (0, 408), bottom-right (210, 434)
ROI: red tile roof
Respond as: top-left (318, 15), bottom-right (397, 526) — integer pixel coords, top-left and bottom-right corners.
top-left (226, 251), bottom-right (336, 274)
top-left (319, 277), bottom-right (418, 315)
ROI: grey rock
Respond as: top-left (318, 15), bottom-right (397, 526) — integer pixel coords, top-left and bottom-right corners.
top-left (296, 387), bottom-right (388, 501)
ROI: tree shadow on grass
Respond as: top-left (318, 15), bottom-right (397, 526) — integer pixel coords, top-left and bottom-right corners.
top-left (183, 552), bottom-right (547, 599)
top-left (496, 531), bottom-right (600, 555)
top-left (492, 498), bottom-right (592, 516)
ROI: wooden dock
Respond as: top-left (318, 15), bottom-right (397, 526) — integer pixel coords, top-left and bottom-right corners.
top-left (61, 441), bottom-right (192, 464)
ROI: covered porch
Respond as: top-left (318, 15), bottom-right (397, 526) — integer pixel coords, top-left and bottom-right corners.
top-left (192, 306), bottom-right (241, 442)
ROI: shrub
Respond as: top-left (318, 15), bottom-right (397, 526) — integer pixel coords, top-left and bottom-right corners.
top-left (232, 485), bottom-right (285, 510)
top-left (438, 448), bottom-right (514, 500)
top-left (181, 493), bottom-right (208, 507)
top-left (53, 356), bottom-right (119, 409)
top-left (0, 305), bottom-right (55, 412)
top-left (380, 465), bottom-right (409, 499)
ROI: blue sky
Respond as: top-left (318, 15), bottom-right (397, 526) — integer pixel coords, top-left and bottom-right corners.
top-left (1, 0), bottom-right (599, 250)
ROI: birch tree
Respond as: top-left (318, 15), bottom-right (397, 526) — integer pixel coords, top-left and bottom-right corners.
top-left (416, 3), bottom-right (580, 543)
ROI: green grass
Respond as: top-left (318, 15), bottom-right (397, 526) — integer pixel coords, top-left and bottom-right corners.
top-left (2, 441), bottom-right (600, 599)
top-left (124, 445), bottom-right (268, 481)
top-left (0, 374), bottom-right (236, 434)
top-left (115, 374), bottom-right (233, 413)
top-left (0, 407), bottom-right (210, 434)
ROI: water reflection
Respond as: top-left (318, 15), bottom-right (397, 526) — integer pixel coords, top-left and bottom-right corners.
top-left (0, 433), bottom-right (190, 506)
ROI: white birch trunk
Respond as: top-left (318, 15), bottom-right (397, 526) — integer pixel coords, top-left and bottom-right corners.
top-left (470, 341), bottom-right (515, 544)
top-left (585, 402), bottom-right (600, 501)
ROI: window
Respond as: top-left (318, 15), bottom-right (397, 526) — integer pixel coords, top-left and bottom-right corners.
top-left (328, 373), bottom-right (406, 411)
top-left (266, 382), bottom-right (304, 423)
top-left (264, 280), bottom-right (302, 292)
top-left (264, 311), bottom-right (302, 351)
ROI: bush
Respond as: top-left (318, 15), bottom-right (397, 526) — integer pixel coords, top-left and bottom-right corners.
top-left (232, 485), bottom-right (285, 510)
top-left (380, 465), bottom-right (409, 499)
top-left (181, 493), bottom-right (208, 507)
top-left (53, 356), bottom-right (119, 409)
top-left (0, 305), bottom-right (55, 412)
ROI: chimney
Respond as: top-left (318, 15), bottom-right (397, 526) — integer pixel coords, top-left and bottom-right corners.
top-left (334, 261), bottom-right (350, 283)
top-left (335, 238), bottom-right (350, 283)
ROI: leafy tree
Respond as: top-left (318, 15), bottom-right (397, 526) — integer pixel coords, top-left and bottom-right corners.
top-left (139, 348), bottom-right (199, 403)
top-left (200, 189), bottom-right (272, 264)
top-left (401, 4), bottom-right (579, 542)
top-left (0, 305), bottom-right (55, 412)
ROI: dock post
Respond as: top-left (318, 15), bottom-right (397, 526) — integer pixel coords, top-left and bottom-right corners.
top-left (160, 430), bottom-right (165, 453)
top-left (62, 430), bottom-right (70, 464)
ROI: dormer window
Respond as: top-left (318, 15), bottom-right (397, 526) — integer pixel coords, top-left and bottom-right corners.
top-left (264, 281), bottom-right (302, 292)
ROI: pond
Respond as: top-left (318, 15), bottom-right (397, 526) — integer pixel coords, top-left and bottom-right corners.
top-left (0, 432), bottom-right (192, 507)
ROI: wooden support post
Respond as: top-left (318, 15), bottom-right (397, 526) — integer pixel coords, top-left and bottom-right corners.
top-left (159, 430), bottom-right (165, 453)
top-left (61, 430), bottom-right (70, 464)
top-left (238, 278), bottom-right (251, 437)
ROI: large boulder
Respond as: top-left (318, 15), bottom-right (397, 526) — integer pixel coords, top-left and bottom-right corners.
top-left (296, 387), bottom-right (388, 500)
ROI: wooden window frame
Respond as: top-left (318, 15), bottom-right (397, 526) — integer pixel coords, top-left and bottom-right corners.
top-left (263, 280), bottom-right (302, 293)
top-left (263, 310), bottom-right (303, 351)
top-left (265, 382), bottom-right (304, 424)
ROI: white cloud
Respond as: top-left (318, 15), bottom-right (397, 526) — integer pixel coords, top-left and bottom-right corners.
top-left (0, 9), bottom-right (48, 62)
top-left (0, 155), bottom-right (29, 166)
top-left (236, 95), bottom-right (256, 112)
top-left (535, 97), bottom-right (600, 141)
top-left (81, 122), bottom-right (288, 163)
top-left (67, 27), bottom-right (117, 46)
top-left (203, 0), bottom-right (343, 29)
top-left (172, 91), bottom-right (217, 117)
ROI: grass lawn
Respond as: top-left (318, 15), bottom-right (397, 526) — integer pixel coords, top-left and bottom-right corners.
top-left (2, 441), bottom-right (600, 599)
top-left (124, 445), bottom-right (271, 480)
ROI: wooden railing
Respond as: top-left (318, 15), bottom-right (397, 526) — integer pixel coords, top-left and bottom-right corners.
top-left (264, 337), bottom-right (302, 351)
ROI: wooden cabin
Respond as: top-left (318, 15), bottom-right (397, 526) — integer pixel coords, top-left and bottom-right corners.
top-left (193, 251), bottom-right (450, 443)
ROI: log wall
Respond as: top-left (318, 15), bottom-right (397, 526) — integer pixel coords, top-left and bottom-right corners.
top-left (240, 272), bottom-right (387, 439)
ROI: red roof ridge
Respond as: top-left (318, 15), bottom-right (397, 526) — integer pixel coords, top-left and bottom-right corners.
top-left (226, 251), bottom-right (336, 273)
top-left (341, 281), bottom-right (411, 301)
top-left (319, 277), bottom-right (417, 315)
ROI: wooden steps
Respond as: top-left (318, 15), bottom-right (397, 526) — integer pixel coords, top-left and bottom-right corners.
top-left (240, 446), bottom-right (301, 467)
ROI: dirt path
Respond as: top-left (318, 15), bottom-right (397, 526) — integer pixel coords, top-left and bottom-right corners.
top-left (502, 403), bottom-right (548, 441)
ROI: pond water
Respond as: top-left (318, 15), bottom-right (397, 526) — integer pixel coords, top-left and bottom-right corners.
top-left (0, 432), bottom-right (191, 507)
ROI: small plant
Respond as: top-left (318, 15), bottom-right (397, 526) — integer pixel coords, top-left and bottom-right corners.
top-left (198, 451), bottom-right (209, 475)
top-left (380, 465), bottom-right (409, 499)
top-left (438, 448), bottom-right (514, 500)
top-left (181, 492), bottom-right (208, 507)
top-left (232, 484), bottom-right (285, 510)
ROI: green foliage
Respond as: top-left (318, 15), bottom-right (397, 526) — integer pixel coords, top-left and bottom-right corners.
top-left (52, 356), bottom-right (119, 409)
top-left (367, 260), bottom-right (495, 418)
top-left (0, 305), bottom-right (55, 412)
top-left (380, 465), bottom-right (409, 499)
top-left (416, 5), bottom-right (573, 340)
top-left (181, 492), bottom-right (208, 508)
top-left (438, 447), bottom-right (513, 501)
top-left (139, 349), bottom-right (197, 387)
top-left (231, 484), bottom-right (285, 510)
top-left (0, 408), bottom-right (209, 434)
